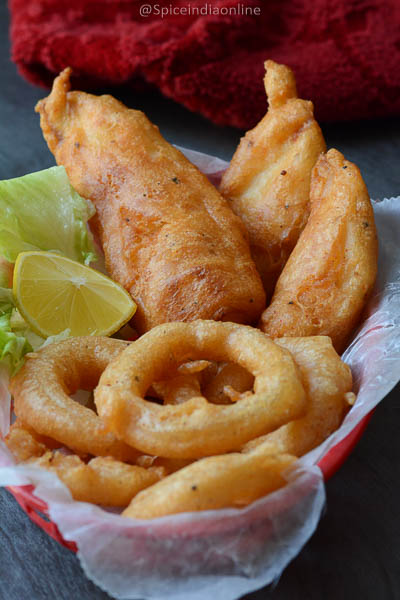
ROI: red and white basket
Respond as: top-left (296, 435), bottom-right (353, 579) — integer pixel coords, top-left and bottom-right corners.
top-left (0, 148), bottom-right (398, 597)
top-left (7, 411), bottom-right (372, 553)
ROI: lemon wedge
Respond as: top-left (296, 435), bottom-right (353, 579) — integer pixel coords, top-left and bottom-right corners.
top-left (13, 251), bottom-right (136, 338)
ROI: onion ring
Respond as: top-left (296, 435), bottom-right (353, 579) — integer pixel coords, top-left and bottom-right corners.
top-left (5, 423), bottom-right (164, 506)
top-left (122, 450), bottom-right (296, 519)
top-left (95, 320), bottom-right (307, 458)
top-left (11, 337), bottom-right (138, 462)
top-left (242, 336), bottom-right (353, 456)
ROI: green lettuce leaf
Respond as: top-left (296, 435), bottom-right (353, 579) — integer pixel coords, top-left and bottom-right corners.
top-left (0, 166), bottom-right (96, 265)
top-left (0, 287), bottom-right (14, 314)
top-left (0, 290), bottom-right (32, 375)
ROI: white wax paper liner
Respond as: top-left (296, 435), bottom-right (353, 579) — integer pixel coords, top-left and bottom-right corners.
top-left (0, 148), bottom-right (399, 600)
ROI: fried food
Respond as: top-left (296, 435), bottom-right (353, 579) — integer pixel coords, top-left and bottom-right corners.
top-left (95, 321), bottom-right (307, 459)
top-left (5, 61), bottom-right (371, 524)
top-left (151, 360), bottom-right (210, 405)
top-left (10, 337), bottom-right (138, 461)
top-left (36, 68), bottom-right (266, 333)
top-left (201, 361), bottom-right (254, 404)
top-left (260, 149), bottom-right (378, 352)
top-left (123, 451), bottom-right (296, 519)
top-left (152, 359), bottom-right (254, 406)
top-left (122, 335), bottom-right (352, 518)
top-left (137, 455), bottom-right (195, 474)
top-left (242, 336), bottom-right (353, 456)
top-left (5, 423), bottom-right (164, 506)
top-left (152, 373), bottom-right (202, 406)
top-left (220, 60), bottom-right (326, 298)
top-left (3, 422), bottom-right (56, 462)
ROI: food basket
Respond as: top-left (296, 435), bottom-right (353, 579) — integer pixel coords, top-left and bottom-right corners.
top-left (0, 146), bottom-right (399, 600)
top-left (6, 410), bottom-right (372, 553)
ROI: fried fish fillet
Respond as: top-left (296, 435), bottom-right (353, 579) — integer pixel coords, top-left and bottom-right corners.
top-left (260, 149), bottom-right (378, 352)
top-left (36, 69), bottom-right (265, 333)
top-left (220, 60), bottom-right (326, 298)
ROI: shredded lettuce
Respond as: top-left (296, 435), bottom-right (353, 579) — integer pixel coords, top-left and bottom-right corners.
top-left (0, 289), bottom-right (32, 375)
top-left (0, 317), bottom-right (31, 375)
top-left (0, 166), bottom-right (97, 265)
top-left (9, 306), bottom-right (44, 351)
top-left (0, 287), bottom-right (14, 315)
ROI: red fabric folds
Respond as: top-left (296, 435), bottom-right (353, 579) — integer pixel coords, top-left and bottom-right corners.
top-left (9, 0), bottom-right (400, 129)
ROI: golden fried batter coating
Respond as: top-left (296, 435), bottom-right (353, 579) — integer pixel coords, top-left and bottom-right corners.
top-left (123, 452), bottom-right (295, 519)
top-left (201, 361), bottom-right (254, 404)
top-left (242, 336), bottom-right (353, 456)
top-left (94, 320), bottom-right (307, 459)
top-left (5, 423), bottom-right (164, 506)
top-left (220, 60), bottom-right (326, 298)
top-left (153, 360), bottom-right (254, 406)
top-left (260, 149), bottom-right (378, 352)
top-left (11, 336), bottom-right (138, 462)
top-left (36, 69), bottom-right (265, 333)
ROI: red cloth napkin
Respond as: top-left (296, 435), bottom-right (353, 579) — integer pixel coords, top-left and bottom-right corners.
top-left (9, 0), bottom-right (400, 129)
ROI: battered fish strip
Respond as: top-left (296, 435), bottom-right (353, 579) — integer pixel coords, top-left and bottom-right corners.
top-left (36, 69), bottom-right (265, 333)
top-left (260, 149), bottom-right (378, 352)
top-left (220, 60), bottom-right (326, 298)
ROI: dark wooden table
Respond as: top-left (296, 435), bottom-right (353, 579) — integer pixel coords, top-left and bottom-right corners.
top-left (1, 3), bottom-right (400, 599)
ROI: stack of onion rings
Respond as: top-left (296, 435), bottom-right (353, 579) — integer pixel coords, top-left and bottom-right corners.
top-left (5, 321), bottom-right (353, 517)
top-left (6, 337), bottom-right (166, 506)
top-left (94, 321), bottom-right (307, 458)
